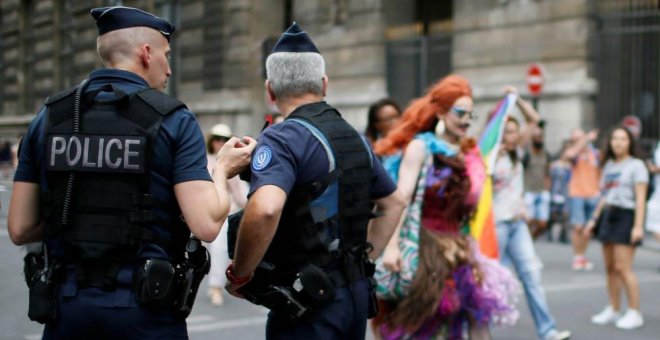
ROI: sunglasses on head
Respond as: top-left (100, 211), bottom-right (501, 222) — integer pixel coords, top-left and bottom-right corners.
top-left (450, 106), bottom-right (477, 120)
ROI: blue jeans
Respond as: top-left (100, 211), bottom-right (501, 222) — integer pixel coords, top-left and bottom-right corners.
top-left (496, 219), bottom-right (556, 339)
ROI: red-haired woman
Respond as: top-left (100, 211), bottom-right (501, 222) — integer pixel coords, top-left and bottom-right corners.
top-left (372, 75), bottom-right (518, 339)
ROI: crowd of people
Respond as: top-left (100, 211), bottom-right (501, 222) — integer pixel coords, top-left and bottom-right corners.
top-left (6, 5), bottom-right (660, 340)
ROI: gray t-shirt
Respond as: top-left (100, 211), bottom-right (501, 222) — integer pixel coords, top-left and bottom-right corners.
top-left (493, 152), bottom-right (525, 221)
top-left (601, 158), bottom-right (649, 209)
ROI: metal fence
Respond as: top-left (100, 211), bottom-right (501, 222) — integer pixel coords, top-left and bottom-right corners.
top-left (595, 5), bottom-right (660, 154)
top-left (385, 32), bottom-right (452, 108)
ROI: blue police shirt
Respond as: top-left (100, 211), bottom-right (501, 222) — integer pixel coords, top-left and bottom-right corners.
top-left (15, 69), bottom-right (211, 307)
top-left (249, 103), bottom-right (396, 200)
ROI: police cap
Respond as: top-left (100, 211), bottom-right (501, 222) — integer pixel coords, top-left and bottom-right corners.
top-left (91, 6), bottom-right (175, 42)
top-left (271, 22), bottom-right (320, 54)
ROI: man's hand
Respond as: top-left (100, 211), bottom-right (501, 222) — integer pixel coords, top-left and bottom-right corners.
top-left (215, 136), bottom-right (257, 178)
top-left (224, 262), bottom-right (253, 299)
top-left (225, 281), bottom-right (247, 299)
top-left (587, 129), bottom-right (599, 143)
top-left (503, 85), bottom-right (519, 96)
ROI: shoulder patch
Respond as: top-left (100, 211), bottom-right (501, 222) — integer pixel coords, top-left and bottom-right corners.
top-left (252, 145), bottom-right (273, 171)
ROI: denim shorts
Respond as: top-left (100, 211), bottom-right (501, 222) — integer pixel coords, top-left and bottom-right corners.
top-left (569, 196), bottom-right (600, 226)
top-left (524, 191), bottom-right (550, 222)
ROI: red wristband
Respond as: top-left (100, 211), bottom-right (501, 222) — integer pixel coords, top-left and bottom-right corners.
top-left (226, 263), bottom-right (252, 285)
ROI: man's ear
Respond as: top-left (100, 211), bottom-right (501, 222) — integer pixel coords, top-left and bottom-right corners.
top-left (265, 80), bottom-right (276, 102)
top-left (321, 76), bottom-right (328, 97)
top-left (139, 44), bottom-right (151, 67)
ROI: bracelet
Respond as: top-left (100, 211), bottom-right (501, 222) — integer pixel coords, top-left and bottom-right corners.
top-left (225, 263), bottom-right (252, 285)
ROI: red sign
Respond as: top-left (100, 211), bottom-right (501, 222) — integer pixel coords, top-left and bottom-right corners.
top-left (527, 63), bottom-right (544, 96)
top-left (622, 115), bottom-right (642, 138)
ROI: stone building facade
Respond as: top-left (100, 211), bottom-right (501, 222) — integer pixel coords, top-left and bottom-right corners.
top-left (0, 0), bottom-right (657, 153)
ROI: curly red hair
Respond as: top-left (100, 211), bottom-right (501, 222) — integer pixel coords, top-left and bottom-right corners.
top-left (374, 75), bottom-right (472, 156)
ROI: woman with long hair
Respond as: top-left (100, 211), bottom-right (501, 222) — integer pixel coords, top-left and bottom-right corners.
top-left (365, 98), bottom-right (402, 146)
top-left (372, 75), bottom-right (518, 339)
top-left (586, 126), bottom-right (649, 330)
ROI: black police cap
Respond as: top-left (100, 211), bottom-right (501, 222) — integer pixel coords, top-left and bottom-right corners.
top-left (91, 6), bottom-right (175, 42)
top-left (271, 22), bottom-right (320, 54)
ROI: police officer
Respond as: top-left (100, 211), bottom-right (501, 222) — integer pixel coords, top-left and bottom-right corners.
top-left (8, 6), bottom-right (255, 339)
top-left (225, 23), bottom-right (406, 339)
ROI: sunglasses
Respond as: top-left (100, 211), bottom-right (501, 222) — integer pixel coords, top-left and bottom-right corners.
top-left (450, 106), bottom-right (477, 120)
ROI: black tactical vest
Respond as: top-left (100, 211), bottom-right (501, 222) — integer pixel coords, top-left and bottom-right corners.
top-left (262, 102), bottom-right (374, 283)
top-left (42, 83), bottom-right (187, 290)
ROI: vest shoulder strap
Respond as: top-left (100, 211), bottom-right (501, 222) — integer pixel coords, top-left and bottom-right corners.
top-left (288, 118), bottom-right (336, 173)
top-left (135, 88), bottom-right (187, 116)
top-left (45, 86), bottom-right (78, 106)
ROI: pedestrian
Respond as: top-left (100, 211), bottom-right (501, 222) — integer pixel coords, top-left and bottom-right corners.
top-left (205, 124), bottom-right (248, 307)
top-left (523, 121), bottom-right (552, 240)
top-left (547, 140), bottom-right (572, 243)
top-left (8, 6), bottom-right (255, 338)
top-left (645, 140), bottom-right (660, 241)
top-left (372, 75), bottom-right (519, 339)
top-left (364, 98), bottom-right (402, 146)
top-left (586, 126), bottom-right (648, 330)
top-left (493, 87), bottom-right (571, 340)
top-left (224, 23), bottom-right (406, 340)
top-left (563, 128), bottom-right (600, 271)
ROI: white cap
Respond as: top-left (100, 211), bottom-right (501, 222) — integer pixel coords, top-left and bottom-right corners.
top-left (210, 124), bottom-right (232, 138)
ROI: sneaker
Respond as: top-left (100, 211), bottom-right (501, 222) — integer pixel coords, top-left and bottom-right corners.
top-left (572, 257), bottom-right (594, 271)
top-left (582, 260), bottom-right (594, 271)
top-left (544, 329), bottom-right (571, 340)
top-left (591, 306), bottom-right (621, 325)
top-left (571, 258), bottom-right (583, 271)
top-left (615, 309), bottom-right (644, 330)
top-left (208, 287), bottom-right (224, 307)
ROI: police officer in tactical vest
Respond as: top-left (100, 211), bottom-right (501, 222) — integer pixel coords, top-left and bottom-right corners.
top-left (225, 23), bottom-right (406, 339)
top-left (8, 6), bottom-right (255, 338)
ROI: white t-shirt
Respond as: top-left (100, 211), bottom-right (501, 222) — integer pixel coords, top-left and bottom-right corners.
top-left (493, 152), bottom-right (525, 222)
top-left (601, 157), bottom-right (649, 209)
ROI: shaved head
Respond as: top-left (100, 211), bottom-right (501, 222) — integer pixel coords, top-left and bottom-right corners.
top-left (97, 26), bottom-right (163, 66)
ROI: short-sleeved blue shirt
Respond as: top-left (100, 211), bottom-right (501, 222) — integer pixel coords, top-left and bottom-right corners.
top-left (15, 69), bottom-right (210, 307)
top-left (249, 102), bottom-right (396, 200)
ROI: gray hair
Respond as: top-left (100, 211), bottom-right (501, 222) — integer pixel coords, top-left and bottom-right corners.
top-left (266, 52), bottom-right (326, 99)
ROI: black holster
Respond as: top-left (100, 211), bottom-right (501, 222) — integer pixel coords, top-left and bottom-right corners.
top-left (239, 262), bottom-right (336, 322)
top-left (23, 252), bottom-right (60, 324)
top-left (133, 237), bottom-right (210, 318)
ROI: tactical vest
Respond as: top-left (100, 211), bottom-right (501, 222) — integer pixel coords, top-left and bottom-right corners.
top-left (262, 102), bottom-right (374, 284)
top-left (42, 83), bottom-right (188, 290)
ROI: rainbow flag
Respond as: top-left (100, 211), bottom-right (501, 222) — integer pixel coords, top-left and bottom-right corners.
top-left (470, 94), bottom-right (517, 259)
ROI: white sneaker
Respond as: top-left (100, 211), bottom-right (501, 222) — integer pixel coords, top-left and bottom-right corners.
top-left (591, 306), bottom-right (621, 325)
top-left (615, 309), bottom-right (644, 330)
top-left (544, 329), bottom-right (571, 340)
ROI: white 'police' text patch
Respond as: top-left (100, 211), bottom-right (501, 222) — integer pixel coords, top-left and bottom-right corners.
top-left (252, 145), bottom-right (273, 171)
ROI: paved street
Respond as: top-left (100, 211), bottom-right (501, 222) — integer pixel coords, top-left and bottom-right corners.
top-left (2, 179), bottom-right (660, 339)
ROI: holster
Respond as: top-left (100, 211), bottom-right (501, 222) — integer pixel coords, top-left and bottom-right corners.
top-left (23, 252), bottom-right (60, 324)
top-left (133, 237), bottom-right (210, 319)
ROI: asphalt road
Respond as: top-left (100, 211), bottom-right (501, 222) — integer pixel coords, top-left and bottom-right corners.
top-left (2, 179), bottom-right (660, 339)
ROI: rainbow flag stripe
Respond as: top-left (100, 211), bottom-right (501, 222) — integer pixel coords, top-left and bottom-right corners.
top-left (470, 94), bottom-right (517, 258)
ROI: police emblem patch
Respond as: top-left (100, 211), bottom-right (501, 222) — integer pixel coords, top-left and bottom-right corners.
top-left (252, 146), bottom-right (273, 171)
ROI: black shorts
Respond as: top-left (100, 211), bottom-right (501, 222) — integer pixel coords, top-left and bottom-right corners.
top-left (597, 206), bottom-right (640, 246)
